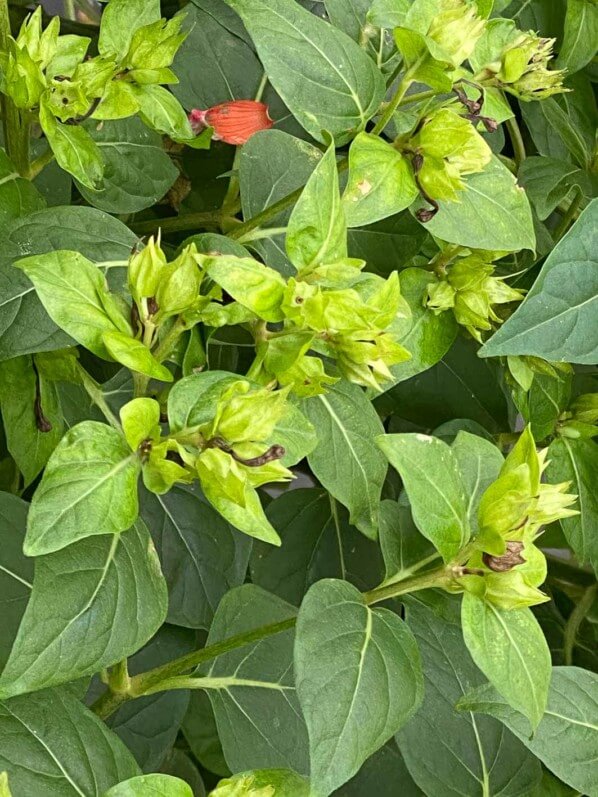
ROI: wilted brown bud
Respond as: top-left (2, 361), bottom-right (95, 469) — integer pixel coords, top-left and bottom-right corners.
top-left (483, 540), bottom-right (526, 572)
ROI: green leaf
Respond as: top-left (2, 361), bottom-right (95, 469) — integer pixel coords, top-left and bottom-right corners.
top-left (295, 578), bottom-right (423, 795)
top-left (16, 250), bottom-right (131, 361)
top-left (347, 212), bottom-right (426, 275)
top-left (171, 3), bottom-right (262, 109)
top-left (459, 667), bottom-right (598, 797)
top-left (377, 433), bottom-right (470, 561)
top-left (199, 584), bottom-right (310, 775)
top-left (0, 519), bottom-right (166, 699)
top-left (558, 1), bottom-right (598, 76)
top-left (76, 118), bottom-right (178, 214)
top-left (39, 98), bottom-right (104, 190)
top-left (0, 206), bottom-right (136, 361)
top-left (518, 156), bottom-right (589, 221)
top-left (204, 256), bottom-right (286, 321)
top-left (102, 329), bottom-right (174, 382)
top-left (417, 156), bottom-right (535, 252)
top-left (0, 689), bottom-right (140, 795)
top-left (335, 741), bottom-right (421, 797)
top-left (167, 371), bottom-right (238, 433)
top-left (0, 355), bottom-right (63, 486)
top-left (0, 150), bottom-right (45, 223)
top-left (24, 421), bottom-right (140, 556)
top-left (135, 85), bottom-right (194, 140)
top-left (223, 0), bottom-right (386, 145)
top-left (325, 0), bottom-right (399, 75)
top-left (480, 200), bottom-right (598, 364)
top-left (513, 371), bottom-right (572, 442)
top-left (161, 751), bottom-right (205, 797)
top-left (140, 484), bottom-right (251, 629)
top-left (378, 498), bottom-right (436, 586)
top-left (387, 267), bottom-right (457, 385)
top-left (286, 140), bottom-right (347, 271)
top-left (99, 0), bottom-right (161, 60)
top-left (546, 438), bottom-right (598, 575)
top-left (0, 493), bottom-right (33, 670)
top-left (451, 431), bottom-right (504, 535)
top-left (210, 770), bottom-right (310, 796)
top-left (183, 691), bottom-right (230, 778)
top-left (461, 593), bottom-right (552, 731)
top-left (397, 595), bottom-right (542, 797)
top-left (239, 130), bottom-right (322, 276)
top-left (343, 133), bottom-right (418, 228)
top-left (103, 774), bottom-right (193, 797)
top-left (251, 488), bottom-right (384, 605)
top-left (302, 380), bottom-right (387, 539)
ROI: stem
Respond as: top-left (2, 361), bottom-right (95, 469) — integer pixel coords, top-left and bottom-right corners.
top-left (25, 147), bottom-right (55, 180)
top-left (108, 658), bottom-right (131, 694)
top-left (77, 364), bottom-right (121, 430)
top-left (236, 226), bottom-right (288, 244)
top-left (91, 564), bottom-right (455, 717)
top-left (63, 0), bottom-right (77, 20)
top-left (0, 0), bottom-right (30, 175)
top-left (563, 583), bottom-right (597, 666)
top-left (371, 72), bottom-right (414, 137)
top-left (505, 116), bottom-right (526, 171)
top-left (553, 187), bottom-right (583, 242)
top-left (129, 211), bottom-right (225, 236)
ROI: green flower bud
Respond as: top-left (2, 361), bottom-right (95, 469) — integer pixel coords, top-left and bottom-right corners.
top-left (46, 77), bottom-right (91, 122)
top-left (16, 7), bottom-right (60, 69)
top-left (570, 393), bottom-right (598, 425)
top-left (412, 110), bottom-right (492, 202)
top-left (197, 447), bottom-right (248, 508)
top-left (128, 235), bottom-right (168, 307)
top-left (206, 381), bottom-right (291, 446)
top-left (155, 244), bottom-right (201, 320)
top-left (125, 17), bottom-right (187, 72)
top-left (3, 40), bottom-right (46, 110)
top-left (277, 355), bottom-right (339, 398)
top-left (496, 31), bottom-right (567, 100)
top-left (426, 0), bottom-right (486, 68)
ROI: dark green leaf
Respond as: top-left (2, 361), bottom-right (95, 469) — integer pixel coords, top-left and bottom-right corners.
top-left (224, 0), bottom-right (386, 144)
top-left (295, 578), bottom-right (423, 795)
top-left (303, 380), bottom-right (387, 539)
top-left (0, 150), bottom-right (45, 223)
top-left (0, 689), bottom-right (139, 795)
top-left (0, 520), bottom-right (166, 699)
top-left (0, 493), bottom-right (33, 670)
top-left (481, 200), bottom-right (598, 364)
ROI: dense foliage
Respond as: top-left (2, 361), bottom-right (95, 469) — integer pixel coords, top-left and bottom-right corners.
top-left (0, 0), bottom-right (596, 795)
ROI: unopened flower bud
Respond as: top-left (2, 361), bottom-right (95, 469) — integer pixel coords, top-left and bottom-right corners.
top-left (189, 100), bottom-right (273, 145)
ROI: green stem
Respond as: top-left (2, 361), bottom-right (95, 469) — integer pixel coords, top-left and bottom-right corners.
top-left (25, 147), bottom-right (55, 180)
top-left (371, 72), bottom-right (414, 137)
top-left (77, 365), bottom-right (121, 430)
top-left (553, 187), bottom-right (583, 242)
top-left (563, 582), bottom-right (597, 666)
top-left (236, 226), bottom-right (288, 244)
top-left (0, 0), bottom-right (30, 175)
top-left (91, 564), bottom-right (455, 717)
top-left (505, 116), bottom-right (526, 171)
top-left (129, 211), bottom-right (225, 236)
top-left (108, 658), bottom-right (131, 694)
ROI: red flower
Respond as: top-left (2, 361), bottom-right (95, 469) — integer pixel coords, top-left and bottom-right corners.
top-left (189, 101), bottom-right (273, 145)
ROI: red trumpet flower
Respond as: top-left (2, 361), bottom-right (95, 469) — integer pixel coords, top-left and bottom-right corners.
top-left (189, 100), bottom-right (273, 145)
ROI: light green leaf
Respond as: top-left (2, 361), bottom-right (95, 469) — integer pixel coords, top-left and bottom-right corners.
top-left (24, 421), bottom-right (140, 556)
top-left (451, 431), bottom-right (504, 535)
top-left (546, 438), bottom-right (598, 575)
top-left (303, 380), bottom-right (387, 539)
top-left (99, 0), bottom-right (161, 59)
top-left (76, 118), bottom-right (178, 214)
top-left (480, 200), bottom-right (598, 364)
top-left (0, 689), bottom-right (139, 795)
top-left (204, 256), bottom-right (286, 322)
top-left (15, 250), bottom-right (131, 361)
top-left (368, 0), bottom-right (410, 28)
top-left (0, 519), bottom-right (166, 700)
top-left (39, 98), bottom-right (104, 190)
top-left (135, 85), bottom-right (194, 140)
top-left (251, 488), bottom-right (384, 605)
top-left (103, 774), bottom-right (193, 797)
top-left (387, 267), bottom-right (457, 385)
top-left (0, 206), bottom-right (136, 361)
top-left (459, 667), bottom-right (598, 797)
top-left (417, 156), bottom-right (535, 252)
top-left (343, 133), bottom-right (418, 227)
top-left (199, 584), bottom-right (310, 775)
top-left (295, 578), bottom-right (423, 795)
top-left (140, 484), bottom-right (252, 629)
top-left (102, 329), bottom-right (174, 382)
top-left (223, 0), bottom-right (386, 145)
top-left (0, 355), bottom-right (63, 486)
top-left (167, 371), bottom-right (239, 433)
top-left (0, 494), bottom-right (33, 670)
top-left (210, 770), bottom-right (310, 797)
top-left (239, 130), bottom-right (322, 277)
top-left (461, 593), bottom-right (551, 731)
top-left (377, 433), bottom-right (470, 561)
top-left (397, 594), bottom-right (542, 797)
top-left (512, 371), bottom-right (572, 442)
top-left (286, 140), bottom-right (347, 271)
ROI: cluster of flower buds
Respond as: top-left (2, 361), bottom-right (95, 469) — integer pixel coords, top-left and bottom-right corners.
top-left (426, 253), bottom-right (525, 342)
top-left (424, 0), bottom-right (487, 68)
top-left (458, 427), bottom-right (578, 609)
top-left (405, 109), bottom-right (492, 220)
top-left (478, 27), bottom-right (567, 100)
